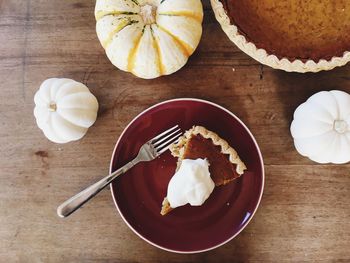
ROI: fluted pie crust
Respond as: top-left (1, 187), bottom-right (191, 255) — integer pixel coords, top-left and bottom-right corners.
top-left (161, 126), bottom-right (246, 215)
top-left (211, 0), bottom-right (350, 73)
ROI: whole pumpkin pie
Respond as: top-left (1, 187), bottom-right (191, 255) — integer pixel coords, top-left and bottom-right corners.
top-left (161, 126), bottom-right (246, 215)
top-left (211, 0), bottom-right (350, 72)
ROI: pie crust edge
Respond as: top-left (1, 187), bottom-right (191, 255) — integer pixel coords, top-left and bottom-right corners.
top-left (210, 0), bottom-right (350, 73)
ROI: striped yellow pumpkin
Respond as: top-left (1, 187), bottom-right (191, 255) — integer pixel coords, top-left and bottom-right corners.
top-left (95, 0), bottom-right (203, 79)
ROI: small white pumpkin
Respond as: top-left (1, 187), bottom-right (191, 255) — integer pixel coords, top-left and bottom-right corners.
top-left (290, 90), bottom-right (350, 164)
top-left (95, 0), bottom-right (203, 79)
top-left (34, 78), bottom-right (99, 144)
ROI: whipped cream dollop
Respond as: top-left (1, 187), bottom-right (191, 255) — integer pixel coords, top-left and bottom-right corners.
top-left (167, 158), bottom-right (215, 209)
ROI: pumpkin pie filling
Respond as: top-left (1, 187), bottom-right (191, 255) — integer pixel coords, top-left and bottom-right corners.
top-left (220, 0), bottom-right (350, 61)
top-left (182, 134), bottom-right (240, 186)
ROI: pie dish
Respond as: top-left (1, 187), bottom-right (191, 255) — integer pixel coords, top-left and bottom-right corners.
top-left (211, 0), bottom-right (350, 72)
top-left (161, 126), bottom-right (246, 215)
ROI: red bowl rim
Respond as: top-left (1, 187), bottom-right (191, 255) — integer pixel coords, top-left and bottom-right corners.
top-left (109, 98), bottom-right (265, 254)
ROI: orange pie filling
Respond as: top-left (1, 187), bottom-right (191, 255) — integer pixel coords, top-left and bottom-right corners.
top-left (220, 0), bottom-right (350, 61)
top-left (182, 134), bottom-right (241, 186)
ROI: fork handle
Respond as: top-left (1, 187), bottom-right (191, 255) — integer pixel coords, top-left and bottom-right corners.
top-left (57, 161), bottom-right (136, 218)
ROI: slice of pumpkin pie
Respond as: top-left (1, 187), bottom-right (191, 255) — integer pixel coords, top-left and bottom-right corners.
top-left (161, 126), bottom-right (246, 215)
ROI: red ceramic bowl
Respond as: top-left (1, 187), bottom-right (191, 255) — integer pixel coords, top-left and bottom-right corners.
top-left (110, 99), bottom-right (264, 253)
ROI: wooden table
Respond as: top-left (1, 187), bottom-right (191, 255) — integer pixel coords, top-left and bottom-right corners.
top-left (1, 0), bottom-right (349, 261)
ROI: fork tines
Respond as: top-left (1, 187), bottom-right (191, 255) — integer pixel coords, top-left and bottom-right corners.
top-left (151, 125), bottom-right (182, 155)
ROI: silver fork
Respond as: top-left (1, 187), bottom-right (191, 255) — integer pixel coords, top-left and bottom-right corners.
top-left (57, 125), bottom-right (182, 218)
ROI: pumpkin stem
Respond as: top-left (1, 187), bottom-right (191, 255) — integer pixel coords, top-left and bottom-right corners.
top-left (334, 120), bottom-right (348, 134)
top-left (49, 103), bottom-right (57, 112)
top-left (140, 4), bottom-right (156, 25)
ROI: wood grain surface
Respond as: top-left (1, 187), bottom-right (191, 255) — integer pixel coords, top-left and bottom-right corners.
top-left (1, 0), bottom-right (349, 262)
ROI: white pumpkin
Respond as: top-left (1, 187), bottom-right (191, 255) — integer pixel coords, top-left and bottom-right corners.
top-left (34, 78), bottom-right (99, 144)
top-left (95, 0), bottom-right (203, 79)
top-left (290, 90), bottom-right (350, 164)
